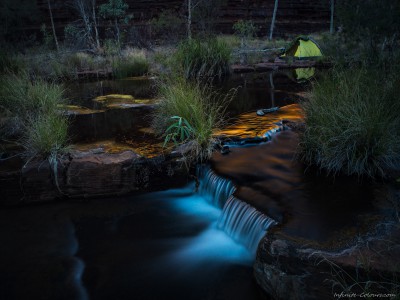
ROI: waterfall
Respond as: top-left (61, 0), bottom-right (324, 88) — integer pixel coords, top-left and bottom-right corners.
top-left (197, 165), bottom-right (276, 255)
top-left (197, 165), bottom-right (236, 208)
top-left (218, 196), bottom-right (276, 255)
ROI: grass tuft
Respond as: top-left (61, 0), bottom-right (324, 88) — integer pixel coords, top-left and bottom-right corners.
top-left (174, 38), bottom-right (231, 80)
top-left (299, 67), bottom-right (400, 178)
top-left (112, 51), bottom-right (149, 78)
top-left (0, 73), bottom-right (69, 159)
top-left (23, 113), bottom-right (69, 158)
top-left (153, 77), bottom-right (233, 161)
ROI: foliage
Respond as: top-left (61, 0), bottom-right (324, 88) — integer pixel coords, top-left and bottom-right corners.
top-left (99, 0), bottom-right (129, 20)
top-left (0, 74), bottom-right (65, 120)
top-left (40, 24), bottom-right (55, 50)
top-left (163, 116), bottom-right (194, 146)
top-left (233, 20), bottom-right (257, 47)
top-left (64, 52), bottom-right (95, 71)
top-left (299, 67), bottom-right (400, 178)
top-left (23, 113), bottom-right (69, 158)
top-left (0, 51), bottom-right (24, 74)
top-left (99, 0), bottom-right (131, 46)
top-left (150, 9), bottom-right (184, 42)
top-left (174, 38), bottom-right (231, 79)
top-left (153, 77), bottom-right (233, 161)
top-left (0, 73), bottom-right (69, 158)
top-left (112, 51), bottom-right (149, 78)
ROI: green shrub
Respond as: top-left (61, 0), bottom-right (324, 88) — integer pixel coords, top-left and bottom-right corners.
top-left (153, 77), bottom-right (232, 161)
top-left (174, 38), bottom-right (231, 79)
top-left (150, 10), bottom-right (184, 42)
top-left (299, 68), bottom-right (400, 178)
top-left (233, 20), bottom-right (257, 47)
top-left (112, 52), bottom-right (149, 78)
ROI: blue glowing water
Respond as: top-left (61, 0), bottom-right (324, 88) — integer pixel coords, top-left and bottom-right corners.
top-left (197, 165), bottom-right (236, 208)
top-left (218, 196), bottom-right (276, 255)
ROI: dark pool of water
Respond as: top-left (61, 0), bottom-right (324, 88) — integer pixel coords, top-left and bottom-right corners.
top-left (65, 72), bottom-right (307, 145)
top-left (0, 184), bottom-right (269, 300)
top-left (64, 77), bottom-right (157, 109)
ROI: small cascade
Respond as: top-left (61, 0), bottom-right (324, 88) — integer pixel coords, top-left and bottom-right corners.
top-left (217, 196), bottom-right (276, 255)
top-left (196, 165), bottom-right (276, 255)
top-left (197, 166), bottom-right (236, 208)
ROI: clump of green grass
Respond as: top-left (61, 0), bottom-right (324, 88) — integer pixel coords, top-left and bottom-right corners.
top-left (24, 113), bottom-right (69, 158)
top-left (0, 73), bottom-right (65, 120)
top-left (174, 38), bottom-right (231, 79)
top-left (64, 52), bottom-right (95, 71)
top-left (153, 77), bottom-right (233, 161)
top-left (112, 51), bottom-right (149, 78)
top-left (0, 73), bottom-right (69, 159)
top-left (299, 67), bottom-right (400, 178)
top-left (0, 51), bottom-right (24, 74)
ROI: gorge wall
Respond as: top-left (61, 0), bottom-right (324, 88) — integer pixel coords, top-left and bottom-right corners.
top-left (36, 0), bottom-right (330, 39)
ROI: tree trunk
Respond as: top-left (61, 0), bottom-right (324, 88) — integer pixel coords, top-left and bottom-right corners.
top-left (47, 0), bottom-right (59, 51)
top-left (187, 0), bottom-right (192, 39)
top-left (269, 0), bottom-right (279, 40)
top-left (115, 18), bottom-right (120, 47)
top-left (92, 0), bottom-right (100, 49)
top-left (330, 0), bottom-right (334, 34)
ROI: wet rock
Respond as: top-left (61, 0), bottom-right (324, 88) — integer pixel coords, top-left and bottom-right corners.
top-left (65, 151), bottom-right (140, 197)
top-left (0, 150), bottom-right (189, 204)
top-left (254, 221), bottom-right (400, 300)
top-left (21, 158), bottom-right (68, 203)
top-left (282, 119), bottom-right (305, 132)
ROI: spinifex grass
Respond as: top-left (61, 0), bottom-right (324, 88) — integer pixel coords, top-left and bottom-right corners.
top-left (23, 113), bottom-right (69, 158)
top-left (153, 77), bottom-right (234, 161)
top-left (112, 51), bottom-right (149, 78)
top-left (174, 38), bottom-right (231, 80)
top-left (0, 73), bottom-right (65, 119)
top-left (299, 67), bottom-right (400, 177)
top-left (0, 73), bottom-right (69, 159)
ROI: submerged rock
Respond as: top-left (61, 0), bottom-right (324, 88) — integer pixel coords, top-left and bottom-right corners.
top-left (93, 94), bottom-right (154, 109)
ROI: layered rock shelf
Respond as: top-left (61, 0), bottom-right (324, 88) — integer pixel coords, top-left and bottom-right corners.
top-left (35, 0), bottom-right (330, 37)
top-left (0, 149), bottom-right (189, 205)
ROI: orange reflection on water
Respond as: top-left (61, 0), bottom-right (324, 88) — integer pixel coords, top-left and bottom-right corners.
top-left (215, 104), bottom-right (304, 139)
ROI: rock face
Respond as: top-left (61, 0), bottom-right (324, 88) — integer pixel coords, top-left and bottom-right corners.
top-left (254, 221), bottom-right (400, 300)
top-left (1, 150), bottom-right (188, 205)
top-left (211, 128), bottom-right (400, 299)
top-left (35, 0), bottom-right (330, 38)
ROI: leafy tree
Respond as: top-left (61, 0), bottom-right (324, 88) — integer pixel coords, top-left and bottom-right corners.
top-left (233, 20), bottom-right (257, 47)
top-left (99, 0), bottom-right (131, 47)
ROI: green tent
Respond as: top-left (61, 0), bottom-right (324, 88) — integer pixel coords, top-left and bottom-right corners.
top-left (281, 36), bottom-right (323, 59)
top-left (294, 67), bottom-right (315, 81)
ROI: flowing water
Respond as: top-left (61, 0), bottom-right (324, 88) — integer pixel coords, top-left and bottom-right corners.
top-left (0, 71), bottom-right (312, 299)
top-left (0, 168), bottom-right (274, 300)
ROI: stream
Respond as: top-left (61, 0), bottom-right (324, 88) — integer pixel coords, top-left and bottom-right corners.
top-left (1, 71), bottom-right (313, 300)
